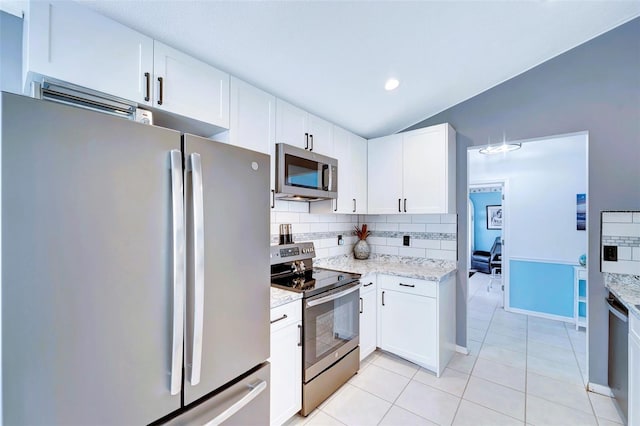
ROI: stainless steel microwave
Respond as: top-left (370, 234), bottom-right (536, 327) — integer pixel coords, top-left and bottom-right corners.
top-left (275, 143), bottom-right (338, 201)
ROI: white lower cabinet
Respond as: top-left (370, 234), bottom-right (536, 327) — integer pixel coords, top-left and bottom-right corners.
top-left (629, 313), bottom-right (640, 426)
top-left (377, 274), bottom-right (455, 376)
top-left (269, 300), bottom-right (302, 426)
top-left (359, 275), bottom-right (377, 361)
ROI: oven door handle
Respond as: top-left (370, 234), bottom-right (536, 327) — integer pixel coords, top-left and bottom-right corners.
top-left (306, 282), bottom-right (361, 307)
top-left (606, 296), bottom-right (628, 323)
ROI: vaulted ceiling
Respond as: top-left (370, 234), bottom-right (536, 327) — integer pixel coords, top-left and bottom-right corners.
top-left (79, 0), bottom-right (640, 138)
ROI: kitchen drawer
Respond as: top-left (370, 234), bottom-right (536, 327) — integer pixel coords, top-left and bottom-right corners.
top-left (270, 299), bottom-right (301, 333)
top-left (360, 274), bottom-right (377, 295)
top-left (378, 275), bottom-right (436, 298)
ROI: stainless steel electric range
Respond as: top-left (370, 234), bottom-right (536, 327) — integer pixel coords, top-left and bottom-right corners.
top-left (270, 242), bottom-right (361, 416)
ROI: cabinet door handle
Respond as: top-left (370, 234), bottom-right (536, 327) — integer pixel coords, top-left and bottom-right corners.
top-left (270, 313), bottom-right (288, 324)
top-left (309, 134), bottom-right (314, 151)
top-left (297, 324), bottom-right (302, 347)
top-left (333, 199), bottom-right (337, 212)
top-left (399, 283), bottom-right (415, 288)
top-left (144, 72), bottom-right (151, 102)
top-left (353, 199), bottom-right (356, 213)
top-left (271, 189), bottom-right (275, 209)
top-left (363, 282), bottom-right (374, 287)
top-left (305, 133), bottom-right (309, 150)
top-left (359, 297), bottom-right (363, 314)
top-left (382, 291), bottom-right (385, 306)
top-left (157, 77), bottom-right (164, 105)
top-left (404, 198), bottom-right (407, 213)
top-left (398, 198), bottom-right (401, 213)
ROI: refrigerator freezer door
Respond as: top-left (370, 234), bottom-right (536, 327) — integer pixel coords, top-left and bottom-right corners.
top-left (165, 363), bottom-right (270, 426)
top-left (1, 93), bottom-right (183, 424)
top-left (183, 135), bottom-right (270, 404)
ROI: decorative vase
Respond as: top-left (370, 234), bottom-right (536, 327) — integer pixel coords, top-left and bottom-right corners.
top-left (354, 239), bottom-right (370, 260)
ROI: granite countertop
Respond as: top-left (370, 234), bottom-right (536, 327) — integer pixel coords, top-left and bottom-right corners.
top-left (313, 254), bottom-right (457, 282)
top-left (270, 287), bottom-right (302, 309)
top-left (604, 273), bottom-right (640, 319)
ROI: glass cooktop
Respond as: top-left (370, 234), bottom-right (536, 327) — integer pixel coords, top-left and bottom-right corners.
top-left (271, 268), bottom-right (360, 298)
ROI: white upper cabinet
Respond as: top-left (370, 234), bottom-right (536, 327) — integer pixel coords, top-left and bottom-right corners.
top-left (310, 126), bottom-right (367, 214)
top-left (153, 42), bottom-right (229, 129)
top-left (229, 77), bottom-right (275, 155)
top-left (275, 99), bottom-right (333, 156)
top-left (367, 134), bottom-right (403, 214)
top-left (368, 124), bottom-right (456, 214)
top-left (23, 1), bottom-right (230, 129)
top-left (23, 1), bottom-right (153, 105)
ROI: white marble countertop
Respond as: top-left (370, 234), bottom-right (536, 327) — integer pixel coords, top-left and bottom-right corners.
top-left (270, 287), bottom-right (302, 309)
top-left (313, 254), bottom-right (457, 282)
top-left (604, 273), bottom-right (640, 319)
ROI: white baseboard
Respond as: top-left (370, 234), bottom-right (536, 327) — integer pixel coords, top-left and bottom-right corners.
top-left (506, 307), bottom-right (574, 324)
top-left (588, 382), bottom-right (613, 397)
top-left (455, 345), bottom-right (469, 355)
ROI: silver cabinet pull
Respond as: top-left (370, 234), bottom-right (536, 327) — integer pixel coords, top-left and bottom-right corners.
top-left (188, 153), bottom-right (205, 386)
top-left (359, 297), bottom-right (363, 314)
top-left (398, 198), bottom-right (401, 212)
top-left (382, 290), bottom-right (385, 306)
top-left (333, 199), bottom-right (337, 212)
top-left (363, 282), bottom-right (374, 287)
top-left (298, 324), bottom-right (303, 347)
top-left (305, 133), bottom-right (309, 150)
top-left (399, 283), bottom-right (415, 288)
top-left (353, 198), bottom-right (356, 213)
top-left (309, 134), bottom-right (314, 151)
top-left (203, 380), bottom-right (267, 426)
top-left (270, 313), bottom-right (288, 324)
top-left (271, 189), bottom-right (275, 209)
top-left (169, 150), bottom-right (185, 395)
top-left (404, 198), bottom-right (407, 213)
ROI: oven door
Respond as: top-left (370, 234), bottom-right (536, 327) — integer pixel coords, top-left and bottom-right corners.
top-left (303, 280), bottom-right (360, 383)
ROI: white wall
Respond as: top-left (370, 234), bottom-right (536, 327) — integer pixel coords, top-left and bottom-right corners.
top-left (469, 133), bottom-right (588, 263)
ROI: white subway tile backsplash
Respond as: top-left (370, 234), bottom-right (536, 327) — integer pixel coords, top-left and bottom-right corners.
top-left (386, 215), bottom-right (412, 224)
top-left (329, 222), bottom-right (352, 232)
top-left (441, 240), bottom-right (458, 251)
top-left (441, 214), bottom-right (457, 224)
top-left (309, 223), bottom-right (329, 233)
top-left (387, 238), bottom-right (404, 247)
top-left (618, 246), bottom-right (633, 261)
top-left (602, 223), bottom-right (640, 238)
top-left (377, 223), bottom-right (399, 232)
top-left (426, 223), bottom-right (457, 234)
top-left (367, 236), bottom-right (387, 246)
top-left (634, 213), bottom-right (640, 223)
top-left (315, 247), bottom-right (330, 258)
top-left (633, 247), bottom-right (640, 261)
top-left (365, 215), bottom-right (387, 223)
top-left (398, 223), bottom-right (426, 233)
top-left (275, 212), bottom-right (300, 224)
top-left (374, 245), bottom-right (399, 255)
top-left (329, 245), bottom-right (351, 256)
top-left (602, 260), bottom-right (640, 275)
top-left (426, 249), bottom-right (457, 261)
top-left (398, 247), bottom-right (426, 258)
top-left (602, 212), bottom-right (633, 223)
top-left (410, 214), bottom-right (442, 224)
top-left (412, 239), bottom-right (441, 249)
top-left (293, 223), bottom-right (310, 234)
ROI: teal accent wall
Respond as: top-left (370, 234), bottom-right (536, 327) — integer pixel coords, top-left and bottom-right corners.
top-left (510, 260), bottom-right (574, 318)
top-left (470, 192), bottom-right (502, 252)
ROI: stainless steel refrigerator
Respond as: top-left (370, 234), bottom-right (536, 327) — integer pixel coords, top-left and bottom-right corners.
top-left (1, 92), bottom-right (270, 425)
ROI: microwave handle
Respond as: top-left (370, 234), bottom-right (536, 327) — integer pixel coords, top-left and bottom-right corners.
top-left (328, 165), bottom-right (333, 191)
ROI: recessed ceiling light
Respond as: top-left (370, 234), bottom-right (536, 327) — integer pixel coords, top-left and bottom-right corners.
top-left (384, 78), bottom-right (400, 91)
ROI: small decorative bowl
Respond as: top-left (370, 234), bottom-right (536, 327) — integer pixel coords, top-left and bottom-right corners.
top-left (579, 254), bottom-right (587, 266)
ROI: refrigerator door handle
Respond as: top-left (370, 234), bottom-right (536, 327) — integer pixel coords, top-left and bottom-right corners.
top-left (203, 380), bottom-right (267, 426)
top-left (189, 152), bottom-right (205, 386)
top-left (170, 149), bottom-right (186, 395)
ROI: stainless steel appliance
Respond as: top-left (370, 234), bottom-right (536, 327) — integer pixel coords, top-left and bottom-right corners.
top-left (1, 92), bottom-right (270, 425)
top-left (607, 292), bottom-right (629, 423)
top-left (275, 143), bottom-right (338, 201)
top-left (270, 242), bottom-right (360, 416)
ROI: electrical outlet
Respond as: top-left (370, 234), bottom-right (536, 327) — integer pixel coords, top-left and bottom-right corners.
top-left (337, 235), bottom-right (344, 245)
top-left (403, 235), bottom-right (410, 246)
top-left (603, 245), bottom-right (618, 262)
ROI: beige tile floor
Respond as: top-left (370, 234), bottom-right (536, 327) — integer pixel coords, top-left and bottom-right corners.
top-left (284, 273), bottom-right (626, 426)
